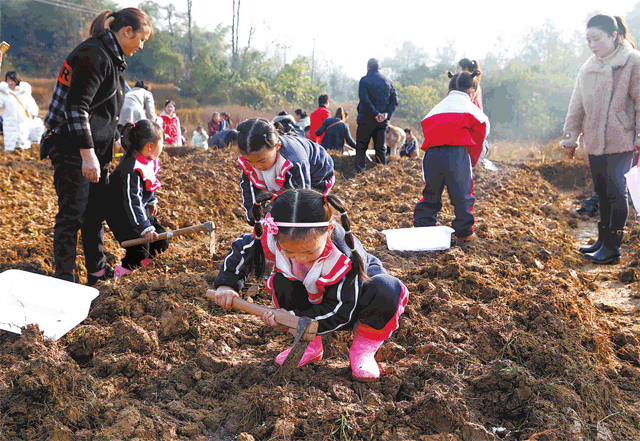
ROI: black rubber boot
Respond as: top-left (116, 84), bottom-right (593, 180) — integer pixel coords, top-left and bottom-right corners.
top-left (584, 228), bottom-right (623, 265)
top-left (576, 194), bottom-right (599, 217)
top-left (579, 221), bottom-right (605, 254)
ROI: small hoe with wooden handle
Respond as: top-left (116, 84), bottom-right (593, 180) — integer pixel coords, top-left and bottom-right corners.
top-left (122, 221), bottom-right (216, 255)
top-left (205, 290), bottom-right (318, 374)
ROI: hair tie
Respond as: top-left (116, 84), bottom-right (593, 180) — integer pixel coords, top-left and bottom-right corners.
top-left (270, 194), bottom-right (278, 203)
top-left (341, 211), bottom-right (348, 216)
top-left (324, 194), bottom-right (328, 203)
top-left (263, 213), bottom-right (279, 235)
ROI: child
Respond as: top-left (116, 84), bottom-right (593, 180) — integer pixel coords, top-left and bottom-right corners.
top-left (399, 128), bottom-right (418, 159)
top-left (207, 189), bottom-right (409, 382)
top-left (107, 120), bottom-right (169, 281)
top-left (235, 118), bottom-right (335, 225)
top-left (209, 128), bottom-right (238, 150)
top-left (413, 70), bottom-right (490, 248)
top-left (180, 126), bottom-right (187, 146)
top-left (159, 100), bottom-right (181, 146)
top-left (191, 125), bottom-right (209, 149)
top-left (220, 112), bottom-right (230, 131)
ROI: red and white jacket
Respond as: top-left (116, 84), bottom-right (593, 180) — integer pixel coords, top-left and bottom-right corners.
top-left (159, 111), bottom-right (181, 146)
top-left (421, 90), bottom-right (490, 166)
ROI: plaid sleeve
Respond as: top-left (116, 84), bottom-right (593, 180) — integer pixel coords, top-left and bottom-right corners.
top-left (64, 49), bottom-right (106, 150)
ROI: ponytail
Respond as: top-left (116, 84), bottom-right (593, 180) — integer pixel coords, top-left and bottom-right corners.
top-left (248, 193), bottom-right (273, 279)
top-left (89, 8), bottom-right (154, 41)
top-left (325, 194), bottom-right (368, 282)
top-left (448, 70), bottom-right (481, 93)
top-left (615, 16), bottom-right (636, 48)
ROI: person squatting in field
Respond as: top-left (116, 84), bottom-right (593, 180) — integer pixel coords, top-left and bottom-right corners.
top-left (106, 120), bottom-right (168, 281)
top-left (41, 7), bottom-right (154, 285)
top-left (208, 188), bottom-right (409, 382)
top-left (413, 69), bottom-right (490, 248)
top-left (235, 118), bottom-right (335, 225)
top-left (560, 14), bottom-right (640, 265)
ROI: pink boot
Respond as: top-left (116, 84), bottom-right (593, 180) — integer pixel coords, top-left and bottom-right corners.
top-left (114, 264), bottom-right (133, 282)
top-left (350, 330), bottom-right (385, 382)
top-left (275, 335), bottom-right (323, 367)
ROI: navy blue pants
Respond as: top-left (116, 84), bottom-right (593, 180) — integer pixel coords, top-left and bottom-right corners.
top-left (274, 273), bottom-right (404, 332)
top-left (355, 122), bottom-right (387, 172)
top-left (121, 216), bottom-right (169, 269)
top-left (53, 162), bottom-right (109, 282)
top-left (413, 146), bottom-right (475, 238)
top-left (589, 151), bottom-right (635, 230)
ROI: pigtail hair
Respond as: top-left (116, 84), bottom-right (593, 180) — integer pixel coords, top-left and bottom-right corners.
top-left (326, 194), bottom-right (368, 282)
top-left (248, 192), bottom-right (275, 278)
top-left (120, 122), bottom-right (134, 153)
top-left (447, 71), bottom-right (454, 78)
top-left (470, 70), bottom-right (481, 78)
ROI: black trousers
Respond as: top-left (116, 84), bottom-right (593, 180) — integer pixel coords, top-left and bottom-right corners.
top-left (589, 151), bottom-right (635, 230)
top-left (355, 122), bottom-right (387, 172)
top-left (121, 216), bottom-right (169, 269)
top-left (53, 162), bottom-right (109, 282)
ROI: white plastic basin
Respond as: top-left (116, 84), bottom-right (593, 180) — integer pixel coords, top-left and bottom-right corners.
top-left (382, 226), bottom-right (455, 251)
top-left (0, 269), bottom-right (99, 341)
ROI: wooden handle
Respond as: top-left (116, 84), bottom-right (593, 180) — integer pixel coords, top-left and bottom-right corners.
top-left (205, 290), bottom-right (318, 341)
top-left (122, 222), bottom-right (212, 247)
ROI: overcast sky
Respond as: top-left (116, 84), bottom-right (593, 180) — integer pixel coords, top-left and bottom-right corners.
top-left (123, 0), bottom-right (640, 78)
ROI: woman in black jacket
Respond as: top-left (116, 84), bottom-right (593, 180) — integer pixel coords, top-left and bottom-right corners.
top-left (315, 107), bottom-right (356, 152)
top-left (42, 8), bottom-right (153, 285)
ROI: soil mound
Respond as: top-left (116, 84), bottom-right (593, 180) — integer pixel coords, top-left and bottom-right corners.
top-left (1, 146), bottom-right (640, 440)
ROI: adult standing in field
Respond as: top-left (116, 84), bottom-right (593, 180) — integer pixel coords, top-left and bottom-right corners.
top-left (0, 71), bottom-right (39, 152)
top-left (561, 14), bottom-right (640, 265)
top-left (355, 58), bottom-right (399, 172)
top-left (315, 107), bottom-right (356, 152)
top-left (309, 94), bottom-right (331, 144)
top-left (118, 80), bottom-right (155, 128)
top-left (160, 100), bottom-right (181, 146)
top-left (41, 7), bottom-right (154, 284)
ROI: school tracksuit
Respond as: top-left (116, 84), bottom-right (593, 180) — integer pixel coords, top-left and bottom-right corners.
top-left (107, 152), bottom-right (168, 269)
top-left (214, 223), bottom-right (409, 339)
top-left (237, 135), bottom-right (336, 225)
top-left (413, 90), bottom-right (490, 238)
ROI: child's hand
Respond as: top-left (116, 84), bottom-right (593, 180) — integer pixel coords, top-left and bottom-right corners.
top-left (262, 310), bottom-right (290, 331)
top-left (205, 286), bottom-right (239, 309)
top-left (144, 230), bottom-right (159, 243)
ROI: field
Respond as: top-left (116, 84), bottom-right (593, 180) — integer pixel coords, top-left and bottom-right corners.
top-left (2, 105), bottom-right (640, 440)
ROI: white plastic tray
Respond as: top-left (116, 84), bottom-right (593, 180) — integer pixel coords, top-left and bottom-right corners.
top-left (382, 226), bottom-right (455, 251)
top-left (0, 269), bottom-right (99, 341)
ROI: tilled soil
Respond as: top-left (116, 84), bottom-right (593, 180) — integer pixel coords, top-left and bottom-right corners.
top-left (1, 145), bottom-right (640, 441)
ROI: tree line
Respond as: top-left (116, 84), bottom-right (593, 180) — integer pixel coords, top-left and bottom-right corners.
top-left (3, 0), bottom-right (640, 142)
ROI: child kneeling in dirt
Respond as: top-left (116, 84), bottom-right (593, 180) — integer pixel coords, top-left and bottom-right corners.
top-left (235, 118), bottom-right (335, 225)
top-left (107, 120), bottom-right (169, 281)
top-left (207, 188), bottom-right (409, 382)
top-left (413, 70), bottom-right (490, 248)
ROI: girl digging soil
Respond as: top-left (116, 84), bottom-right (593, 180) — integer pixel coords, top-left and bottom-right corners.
top-left (207, 188), bottom-right (409, 382)
top-left (235, 118), bottom-right (335, 225)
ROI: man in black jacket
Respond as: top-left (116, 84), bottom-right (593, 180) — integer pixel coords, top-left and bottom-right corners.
top-left (355, 58), bottom-right (399, 172)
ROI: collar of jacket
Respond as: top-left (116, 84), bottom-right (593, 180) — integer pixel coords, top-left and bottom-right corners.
top-left (584, 40), bottom-right (633, 73)
top-left (99, 30), bottom-right (127, 72)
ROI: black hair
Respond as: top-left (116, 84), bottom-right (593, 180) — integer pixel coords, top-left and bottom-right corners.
top-left (278, 110), bottom-right (288, 116)
top-left (89, 8), bottom-right (154, 41)
top-left (236, 118), bottom-right (280, 155)
top-left (404, 128), bottom-right (411, 134)
top-left (165, 100), bottom-right (175, 108)
top-left (134, 80), bottom-right (151, 91)
top-left (120, 119), bottom-right (164, 154)
top-left (295, 109), bottom-right (307, 118)
top-left (587, 14), bottom-right (636, 49)
top-left (458, 58), bottom-right (482, 82)
top-left (447, 70), bottom-right (481, 93)
top-left (318, 94), bottom-right (329, 106)
top-left (249, 189), bottom-right (367, 281)
top-left (5, 71), bottom-right (20, 86)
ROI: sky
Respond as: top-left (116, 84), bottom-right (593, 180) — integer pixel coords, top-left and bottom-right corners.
top-left (122, 0), bottom-right (640, 79)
